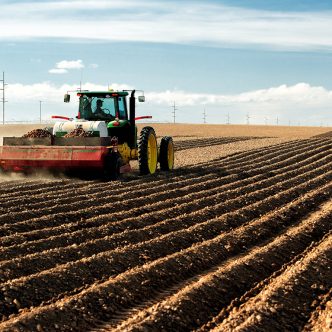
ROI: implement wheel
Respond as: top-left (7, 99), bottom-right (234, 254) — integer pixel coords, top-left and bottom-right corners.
top-left (104, 152), bottom-right (122, 180)
top-left (159, 136), bottom-right (174, 171)
top-left (138, 126), bottom-right (158, 175)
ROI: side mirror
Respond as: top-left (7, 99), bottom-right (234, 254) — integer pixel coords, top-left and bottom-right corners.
top-left (138, 96), bottom-right (145, 102)
top-left (64, 94), bottom-right (71, 103)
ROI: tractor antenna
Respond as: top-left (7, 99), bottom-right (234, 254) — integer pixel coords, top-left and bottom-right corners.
top-left (171, 101), bottom-right (177, 124)
top-left (79, 68), bottom-right (83, 92)
top-left (39, 100), bottom-right (43, 124)
top-left (0, 71), bottom-right (8, 125)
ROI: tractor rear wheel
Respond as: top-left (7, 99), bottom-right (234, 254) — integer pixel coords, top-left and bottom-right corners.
top-left (159, 136), bottom-right (174, 171)
top-left (138, 126), bottom-right (158, 175)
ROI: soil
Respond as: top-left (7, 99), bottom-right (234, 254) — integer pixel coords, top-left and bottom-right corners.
top-left (22, 129), bottom-right (52, 138)
top-left (63, 127), bottom-right (93, 138)
top-left (0, 124), bottom-right (331, 331)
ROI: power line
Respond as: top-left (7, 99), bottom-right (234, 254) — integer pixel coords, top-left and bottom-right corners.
top-left (0, 71), bottom-right (8, 125)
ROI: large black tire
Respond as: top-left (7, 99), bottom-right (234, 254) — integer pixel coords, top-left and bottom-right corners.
top-left (159, 136), bottom-right (174, 171)
top-left (104, 152), bottom-right (122, 180)
top-left (138, 126), bottom-right (158, 175)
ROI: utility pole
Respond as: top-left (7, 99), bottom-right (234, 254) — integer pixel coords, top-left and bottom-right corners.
top-left (226, 112), bottom-right (230, 125)
top-left (171, 101), bottom-right (177, 124)
top-left (39, 100), bottom-right (43, 124)
top-left (246, 112), bottom-right (250, 125)
top-left (276, 116), bottom-right (279, 125)
top-left (203, 108), bottom-right (207, 124)
top-left (0, 71), bottom-right (7, 125)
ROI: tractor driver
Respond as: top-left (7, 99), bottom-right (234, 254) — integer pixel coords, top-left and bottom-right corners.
top-left (94, 99), bottom-right (108, 117)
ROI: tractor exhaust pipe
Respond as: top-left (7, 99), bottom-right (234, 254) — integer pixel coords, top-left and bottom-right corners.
top-left (129, 90), bottom-right (136, 148)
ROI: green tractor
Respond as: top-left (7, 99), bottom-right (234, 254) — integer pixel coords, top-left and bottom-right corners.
top-left (0, 89), bottom-right (174, 179)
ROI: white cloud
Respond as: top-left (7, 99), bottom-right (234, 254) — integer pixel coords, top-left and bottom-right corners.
top-left (0, 1), bottom-right (332, 50)
top-left (146, 83), bottom-right (332, 107)
top-left (56, 60), bottom-right (84, 70)
top-left (6, 82), bottom-right (133, 103)
top-left (4, 81), bottom-right (332, 125)
top-left (49, 59), bottom-right (84, 74)
top-left (48, 68), bottom-right (68, 74)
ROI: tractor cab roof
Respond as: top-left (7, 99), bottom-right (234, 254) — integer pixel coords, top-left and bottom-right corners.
top-left (77, 90), bottom-right (129, 97)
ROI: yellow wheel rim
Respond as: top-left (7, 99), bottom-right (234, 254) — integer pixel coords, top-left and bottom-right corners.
top-left (147, 133), bottom-right (157, 174)
top-left (167, 141), bottom-right (174, 170)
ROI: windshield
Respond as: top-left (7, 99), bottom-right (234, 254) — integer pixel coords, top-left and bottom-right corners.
top-left (79, 96), bottom-right (116, 121)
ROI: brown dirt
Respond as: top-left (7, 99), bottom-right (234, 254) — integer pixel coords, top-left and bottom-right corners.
top-left (63, 127), bottom-right (93, 138)
top-left (22, 129), bottom-right (52, 138)
top-left (302, 290), bottom-right (332, 332)
top-left (138, 123), bottom-right (331, 139)
top-left (0, 124), bottom-right (331, 331)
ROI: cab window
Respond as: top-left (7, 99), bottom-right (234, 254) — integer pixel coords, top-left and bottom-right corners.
top-left (79, 96), bottom-right (116, 121)
top-left (118, 97), bottom-right (127, 119)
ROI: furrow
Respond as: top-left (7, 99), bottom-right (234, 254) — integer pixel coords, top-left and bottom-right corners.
top-left (0, 150), bottom-right (330, 280)
top-left (302, 289), bottom-right (332, 332)
top-left (0, 170), bottom-right (218, 212)
top-left (0, 146), bottom-right (330, 254)
top-left (2, 137), bottom-right (312, 210)
top-left (0, 169), bottom-right (330, 320)
top-left (1, 139), bottom-right (329, 239)
top-left (1, 179), bottom-right (331, 331)
top-left (211, 233), bottom-right (332, 332)
top-left (0, 179), bottom-right (79, 197)
top-left (108, 199), bottom-right (332, 332)
top-left (175, 136), bottom-right (262, 151)
top-left (184, 138), bottom-right (321, 170)
top-left (0, 138), bottom-right (314, 201)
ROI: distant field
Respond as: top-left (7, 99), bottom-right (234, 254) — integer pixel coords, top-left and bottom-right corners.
top-left (0, 123), bottom-right (331, 331)
top-left (0, 122), bottom-right (330, 139)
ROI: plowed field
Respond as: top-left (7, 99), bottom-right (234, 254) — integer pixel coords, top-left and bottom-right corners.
top-left (0, 129), bottom-right (331, 331)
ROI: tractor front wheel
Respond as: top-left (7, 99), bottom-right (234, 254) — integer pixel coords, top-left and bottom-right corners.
top-left (159, 136), bottom-right (174, 171)
top-left (138, 126), bottom-right (158, 175)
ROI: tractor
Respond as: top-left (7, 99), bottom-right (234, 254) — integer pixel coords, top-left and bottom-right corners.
top-left (0, 89), bottom-right (174, 179)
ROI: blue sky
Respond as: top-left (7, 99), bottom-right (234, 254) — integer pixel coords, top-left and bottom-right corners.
top-left (0, 0), bottom-right (332, 125)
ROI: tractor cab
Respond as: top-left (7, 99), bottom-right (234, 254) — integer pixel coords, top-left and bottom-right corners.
top-left (65, 90), bottom-right (138, 147)
top-left (76, 91), bottom-right (129, 122)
